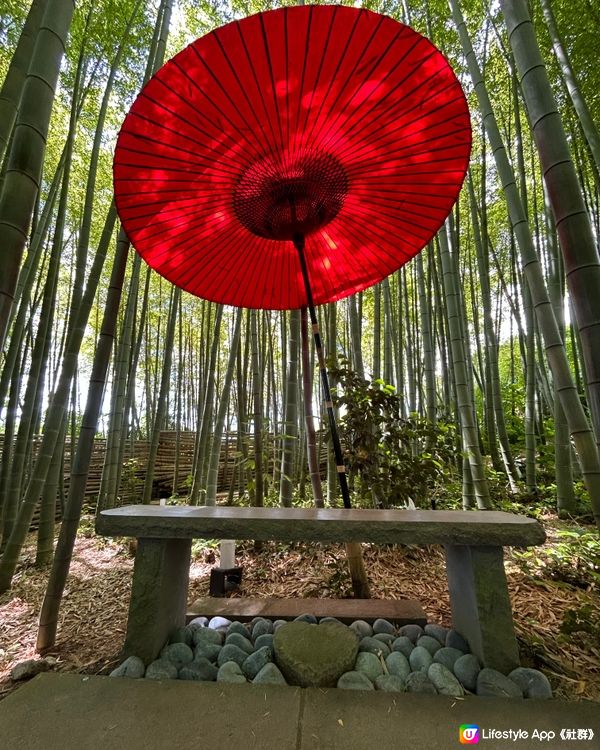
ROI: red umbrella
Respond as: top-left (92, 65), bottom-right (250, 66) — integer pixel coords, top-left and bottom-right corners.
top-left (113, 5), bottom-right (471, 508)
top-left (114, 4), bottom-right (471, 311)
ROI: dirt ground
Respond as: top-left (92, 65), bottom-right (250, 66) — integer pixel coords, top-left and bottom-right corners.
top-left (1, 517), bottom-right (599, 702)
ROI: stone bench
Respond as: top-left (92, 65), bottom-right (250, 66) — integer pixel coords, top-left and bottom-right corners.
top-left (96, 506), bottom-right (545, 672)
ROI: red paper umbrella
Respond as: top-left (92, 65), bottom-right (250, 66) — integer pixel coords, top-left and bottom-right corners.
top-left (114, 4), bottom-right (471, 310)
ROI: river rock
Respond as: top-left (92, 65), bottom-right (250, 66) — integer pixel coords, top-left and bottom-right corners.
top-left (242, 646), bottom-right (272, 680)
top-left (161, 643), bottom-right (193, 669)
top-left (188, 616), bottom-right (208, 630)
top-left (337, 671), bottom-right (375, 691)
top-left (454, 654), bottom-right (481, 691)
top-left (251, 619), bottom-right (273, 640)
top-left (217, 644), bottom-right (249, 668)
top-left (254, 634), bottom-right (274, 651)
top-left (358, 637), bottom-right (390, 657)
top-left (373, 633), bottom-right (395, 647)
top-left (320, 617), bottom-right (343, 626)
top-left (10, 659), bottom-right (51, 681)
top-left (274, 621), bottom-right (358, 687)
top-left (109, 656), bottom-right (145, 679)
top-left (179, 658), bottom-right (218, 681)
top-left (170, 627), bottom-right (193, 647)
top-left (373, 618), bottom-right (396, 636)
top-left (446, 630), bottom-right (470, 653)
top-left (477, 668), bottom-right (523, 698)
top-left (428, 663), bottom-right (464, 696)
top-left (385, 651), bottom-right (411, 680)
top-left (509, 668), bottom-right (552, 699)
top-left (349, 620), bottom-right (373, 638)
top-left (273, 620), bottom-right (287, 631)
top-left (145, 659), bottom-right (178, 680)
top-left (424, 624), bottom-right (449, 645)
top-left (253, 663), bottom-right (287, 685)
top-left (294, 613), bottom-right (318, 624)
top-left (225, 632), bottom-right (254, 654)
top-left (416, 635), bottom-right (443, 655)
top-left (398, 624), bottom-right (423, 643)
top-left (409, 646), bottom-right (433, 673)
top-left (433, 647), bottom-right (464, 672)
top-left (208, 616), bottom-right (232, 631)
top-left (193, 627), bottom-right (223, 647)
top-left (391, 637), bottom-right (414, 658)
top-left (194, 642), bottom-right (221, 663)
top-left (375, 674), bottom-right (406, 692)
top-left (228, 621), bottom-right (250, 638)
top-left (406, 671), bottom-right (437, 694)
top-left (355, 652), bottom-right (384, 682)
top-left (217, 661), bottom-right (246, 684)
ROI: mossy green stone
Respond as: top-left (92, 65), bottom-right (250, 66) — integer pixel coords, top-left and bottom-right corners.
top-left (273, 621), bottom-right (358, 688)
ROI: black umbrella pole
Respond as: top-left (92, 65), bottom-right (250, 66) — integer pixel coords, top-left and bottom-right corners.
top-left (293, 233), bottom-right (352, 510)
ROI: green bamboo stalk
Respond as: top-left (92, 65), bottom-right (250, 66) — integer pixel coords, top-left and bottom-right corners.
top-left (0, 0), bottom-right (76, 353)
top-left (190, 304), bottom-right (223, 504)
top-left (301, 306), bottom-right (324, 507)
top-left (348, 294), bottom-right (364, 379)
top-left (416, 250), bottom-right (436, 425)
top-left (250, 309), bottom-right (264, 508)
top-left (0, 203), bottom-right (117, 594)
top-left (205, 309), bottom-right (242, 506)
top-left (438, 222), bottom-right (491, 509)
top-left (0, 0), bottom-right (46, 164)
top-left (538, 0), bottom-right (600, 178)
top-left (450, 0), bottom-right (600, 528)
top-left (142, 286), bottom-right (181, 504)
top-left (36, 221), bottom-right (130, 649)
top-left (501, 0), bottom-right (600, 448)
top-left (280, 309), bottom-right (300, 507)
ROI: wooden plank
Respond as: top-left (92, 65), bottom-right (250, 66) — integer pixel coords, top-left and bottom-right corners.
top-left (188, 597), bottom-right (427, 625)
top-left (97, 505), bottom-right (546, 546)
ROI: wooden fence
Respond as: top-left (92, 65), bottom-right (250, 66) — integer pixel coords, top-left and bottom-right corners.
top-left (0, 430), bottom-right (331, 526)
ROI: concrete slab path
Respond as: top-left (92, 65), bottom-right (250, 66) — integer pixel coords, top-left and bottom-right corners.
top-left (0, 673), bottom-right (597, 750)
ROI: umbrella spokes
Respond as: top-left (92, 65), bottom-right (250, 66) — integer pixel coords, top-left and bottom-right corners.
top-left (233, 149), bottom-right (348, 240)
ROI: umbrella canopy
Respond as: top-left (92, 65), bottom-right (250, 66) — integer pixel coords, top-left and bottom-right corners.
top-left (114, 5), bottom-right (471, 310)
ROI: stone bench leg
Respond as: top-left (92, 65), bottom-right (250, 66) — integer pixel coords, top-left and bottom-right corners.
top-left (444, 544), bottom-right (520, 673)
top-left (123, 537), bottom-right (192, 664)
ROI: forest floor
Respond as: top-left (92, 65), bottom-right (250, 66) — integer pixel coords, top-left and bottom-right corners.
top-left (1, 513), bottom-right (599, 702)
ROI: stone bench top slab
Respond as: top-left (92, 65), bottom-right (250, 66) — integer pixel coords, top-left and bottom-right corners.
top-left (97, 505), bottom-right (545, 546)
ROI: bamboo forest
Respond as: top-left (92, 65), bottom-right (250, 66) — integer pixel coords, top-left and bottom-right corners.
top-left (0, 0), bottom-right (599, 740)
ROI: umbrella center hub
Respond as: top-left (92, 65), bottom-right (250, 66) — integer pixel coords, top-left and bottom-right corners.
top-left (233, 151), bottom-right (348, 240)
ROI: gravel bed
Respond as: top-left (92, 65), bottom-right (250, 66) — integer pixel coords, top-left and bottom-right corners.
top-left (110, 615), bottom-right (552, 698)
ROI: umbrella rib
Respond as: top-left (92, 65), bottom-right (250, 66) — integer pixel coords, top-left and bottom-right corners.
top-left (181, 46), bottom-right (269, 159)
top-left (341, 127), bottom-right (470, 169)
top-left (296, 6), bottom-right (341, 143)
top-left (259, 12), bottom-right (285, 152)
top-left (115, 140), bottom-right (242, 177)
top-left (292, 4), bottom-right (314, 155)
top-left (318, 65), bottom-right (454, 156)
top-left (303, 10), bottom-right (382, 149)
top-left (343, 95), bottom-right (469, 152)
top-left (135, 83), bottom-right (251, 157)
top-left (306, 25), bottom-right (414, 153)
top-left (319, 43), bottom-right (435, 149)
top-left (233, 21), bottom-right (282, 157)
top-left (206, 35), bottom-right (276, 156)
